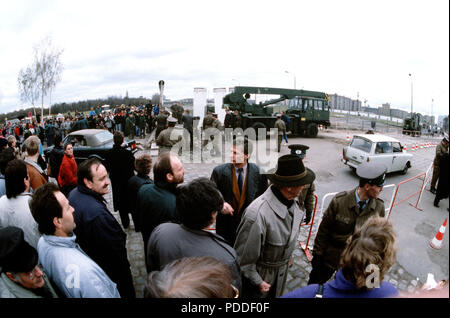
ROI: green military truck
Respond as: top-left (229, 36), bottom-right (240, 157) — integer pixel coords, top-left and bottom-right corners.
top-left (402, 113), bottom-right (422, 137)
top-left (222, 86), bottom-right (331, 138)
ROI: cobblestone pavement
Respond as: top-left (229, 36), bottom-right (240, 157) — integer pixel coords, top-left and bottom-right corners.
top-left (105, 132), bottom-right (429, 298)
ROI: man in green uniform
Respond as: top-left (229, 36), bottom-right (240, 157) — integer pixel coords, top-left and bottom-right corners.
top-left (156, 117), bottom-right (181, 155)
top-left (430, 135), bottom-right (449, 194)
top-left (274, 114), bottom-right (286, 153)
top-left (202, 112), bottom-right (215, 150)
top-left (288, 144), bottom-right (315, 224)
top-left (155, 110), bottom-right (168, 140)
top-left (308, 162), bottom-right (387, 285)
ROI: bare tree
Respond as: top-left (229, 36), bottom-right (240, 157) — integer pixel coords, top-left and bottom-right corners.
top-left (18, 65), bottom-right (40, 117)
top-left (33, 36), bottom-right (63, 122)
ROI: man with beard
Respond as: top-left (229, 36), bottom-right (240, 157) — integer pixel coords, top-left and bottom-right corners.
top-left (68, 158), bottom-right (135, 298)
top-left (136, 152), bottom-right (184, 272)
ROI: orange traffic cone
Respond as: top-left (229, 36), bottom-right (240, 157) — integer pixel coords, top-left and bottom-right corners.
top-left (346, 133), bottom-right (350, 141)
top-left (411, 144), bottom-right (415, 151)
top-left (430, 218), bottom-right (447, 249)
top-left (403, 145), bottom-right (407, 151)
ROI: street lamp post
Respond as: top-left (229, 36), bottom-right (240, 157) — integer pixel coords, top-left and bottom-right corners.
top-left (409, 73), bottom-right (413, 116)
top-left (285, 71), bottom-right (296, 89)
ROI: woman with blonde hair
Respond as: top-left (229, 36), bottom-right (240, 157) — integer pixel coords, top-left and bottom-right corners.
top-left (282, 217), bottom-right (399, 298)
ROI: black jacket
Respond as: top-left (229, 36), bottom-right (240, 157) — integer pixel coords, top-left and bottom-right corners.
top-left (68, 185), bottom-right (135, 299)
top-left (47, 145), bottom-right (64, 179)
top-left (107, 145), bottom-right (135, 212)
top-left (127, 174), bottom-right (153, 232)
top-left (211, 163), bottom-right (268, 245)
top-left (136, 182), bottom-right (179, 264)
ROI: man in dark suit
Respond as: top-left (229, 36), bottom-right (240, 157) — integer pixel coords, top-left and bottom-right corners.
top-left (211, 137), bottom-right (268, 245)
top-left (107, 131), bottom-right (136, 229)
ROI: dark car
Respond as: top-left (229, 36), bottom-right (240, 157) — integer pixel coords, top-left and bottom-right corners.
top-left (44, 129), bottom-right (137, 166)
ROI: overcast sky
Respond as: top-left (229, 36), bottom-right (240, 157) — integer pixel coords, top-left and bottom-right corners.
top-left (0, 0), bottom-right (448, 117)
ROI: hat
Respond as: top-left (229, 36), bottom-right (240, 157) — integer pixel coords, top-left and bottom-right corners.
top-left (288, 144), bottom-right (309, 159)
top-left (276, 114), bottom-right (281, 118)
top-left (168, 117), bottom-right (178, 123)
top-left (0, 227), bottom-right (38, 273)
top-left (356, 162), bottom-right (387, 187)
top-left (443, 134), bottom-right (449, 143)
top-left (267, 154), bottom-right (315, 187)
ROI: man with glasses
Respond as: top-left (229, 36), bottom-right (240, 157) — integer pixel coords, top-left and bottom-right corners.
top-left (308, 162), bottom-right (387, 285)
top-left (0, 226), bottom-right (58, 298)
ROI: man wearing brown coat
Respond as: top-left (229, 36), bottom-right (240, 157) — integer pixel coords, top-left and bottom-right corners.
top-left (23, 136), bottom-right (47, 191)
top-left (308, 162), bottom-right (387, 285)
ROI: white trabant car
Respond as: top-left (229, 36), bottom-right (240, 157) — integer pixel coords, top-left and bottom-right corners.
top-left (342, 134), bottom-right (413, 175)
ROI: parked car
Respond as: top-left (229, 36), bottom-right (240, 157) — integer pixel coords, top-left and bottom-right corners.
top-left (342, 134), bottom-right (413, 175)
top-left (44, 129), bottom-right (137, 166)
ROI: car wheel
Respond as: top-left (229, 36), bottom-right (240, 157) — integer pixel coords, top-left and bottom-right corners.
top-left (401, 164), bottom-right (409, 175)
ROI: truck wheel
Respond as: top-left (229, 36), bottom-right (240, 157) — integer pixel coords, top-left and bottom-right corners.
top-left (251, 122), bottom-right (267, 139)
top-left (306, 123), bottom-right (318, 138)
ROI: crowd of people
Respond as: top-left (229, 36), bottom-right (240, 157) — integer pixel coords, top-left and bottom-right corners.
top-left (0, 103), bottom-right (160, 146)
top-left (0, 108), bottom-right (448, 298)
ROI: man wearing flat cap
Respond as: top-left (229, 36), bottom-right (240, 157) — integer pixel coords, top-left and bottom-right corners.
top-left (289, 144), bottom-right (316, 224)
top-left (308, 162), bottom-right (387, 285)
top-left (234, 154), bottom-right (316, 298)
top-left (0, 226), bottom-right (58, 298)
top-left (156, 116), bottom-right (182, 155)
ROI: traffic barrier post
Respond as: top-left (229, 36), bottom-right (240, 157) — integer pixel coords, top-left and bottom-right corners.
top-left (387, 172), bottom-right (427, 218)
top-left (300, 192), bottom-right (338, 262)
top-left (299, 194), bottom-right (319, 262)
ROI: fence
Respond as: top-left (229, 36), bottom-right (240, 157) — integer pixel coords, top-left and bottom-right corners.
top-left (387, 172), bottom-right (428, 218)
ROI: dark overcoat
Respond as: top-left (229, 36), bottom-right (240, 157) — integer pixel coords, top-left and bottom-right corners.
top-left (68, 185), bottom-right (135, 299)
top-left (211, 162), bottom-right (268, 245)
top-left (107, 145), bottom-right (135, 213)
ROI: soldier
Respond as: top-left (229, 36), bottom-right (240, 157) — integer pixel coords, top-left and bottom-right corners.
top-left (156, 117), bottom-right (182, 155)
top-left (288, 144), bottom-right (315, 224)
top-left (155, 110), bottom-right (168, 140)
top-left (224, 108), bottom-right (234, 129)
top-left (211, 113), bottom-right (222, 156)
top-left (233, 110), bottom-right (242, 129)
top-left (202, 112), bottom-right (215, 150)
top-left (274, 114), bottom-right (286, 153)
top-left (308, 162), bottom-right (387, 285)
top-left (125, 113), bottom-right (136, 140)
top-left (430, 135), bottom-right (449, 194)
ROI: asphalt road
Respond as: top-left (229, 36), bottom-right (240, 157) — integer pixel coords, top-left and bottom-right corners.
top-left (128, 126), bottom-right (448, 295)
top-left (273, 129), bottom-right (448, 283)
